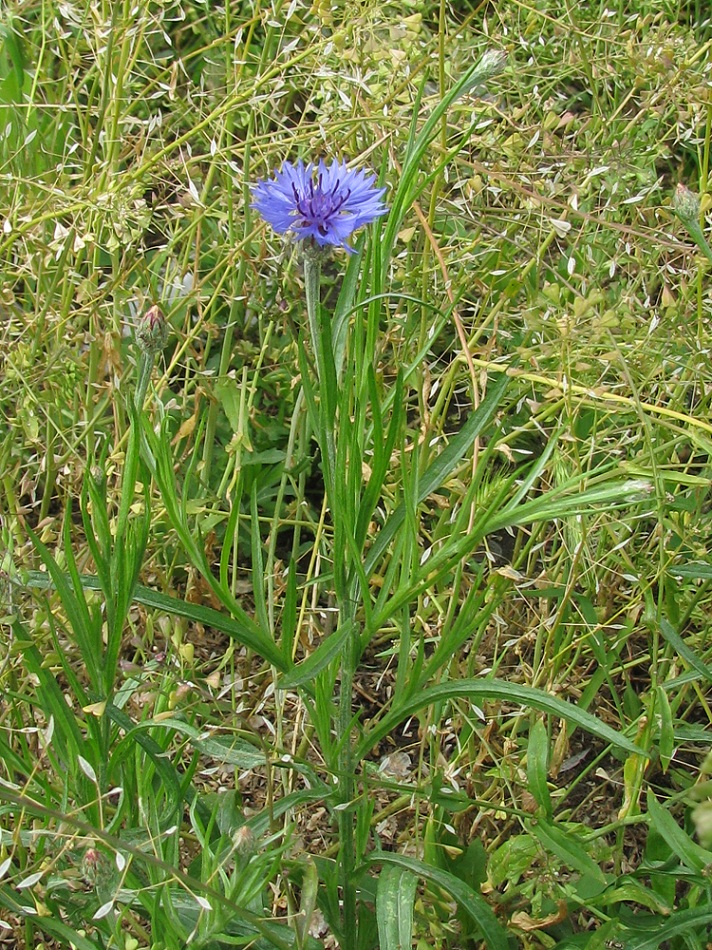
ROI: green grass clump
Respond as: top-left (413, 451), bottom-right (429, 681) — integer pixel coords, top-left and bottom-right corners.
top-left (1, 1), bottom-right (712, 948)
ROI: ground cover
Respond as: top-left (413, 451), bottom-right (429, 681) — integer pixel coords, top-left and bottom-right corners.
top-left (1, 1), bottom-right (711, 947)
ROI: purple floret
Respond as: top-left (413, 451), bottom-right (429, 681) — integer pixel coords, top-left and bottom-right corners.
top-left (252, 159), bottom-right (387, 252)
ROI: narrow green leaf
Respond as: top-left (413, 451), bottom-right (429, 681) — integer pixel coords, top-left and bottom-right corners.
top-left (380, 52), bottom-right (505, 275)
top-left (251, 481), bottom-right (270, 635)
top-left (297, 340), bottom-right (319, 435)
top-left (355, 368), bottom-right (403, 551)
top-left (655, 686), bottom-right (674, 772)
top-left (214, 375), bottom-right (242, 430)
top-left (279, 622), bottom-right (355, 689)
top-left (105, 703), bottom-right (185, 818)
top-left (621, 905), bottom-right (712, 950)
top-left (26, 523), bottom-right (102, 690)
top-left (129, 580), bottom-right (287, 669)
top-left (369, 852), bottom-right (509, 950)
top-left (527, 718), bottom-right (552, 817)
top-left (14, 632), bottom-right (83, 758)
top-left (140, 417), bottom-right (284, 667)
top-left (25, 570), bottom-right (288, 671)
top-left (419, 561), bottom-right (489, 687)
top-left (601, 879), bottom-right (671, 915)
top-left (377, 864), bottom-right (417, 950)
top-left (281, 558), bottom-right (298, 662)
top-left (115, 400), bottom-right (142, 544)
top-left (82, 469), bottom-right (111, 582)
top-left (487, 477), bottom-right (652, 534)
top-left (646, 790), bottom-right (712, 874)
top-left (530, 818), bottom-right (606, 884)
top-left (332, 246), bottom-right (365, 378)
top-left (135, 717), bottom-right (266, 770)
top-left (658, 617), bottom-right (712, 682)
top-left (193, 735), bottom-right (265, 770)
top-left (356, 679), bottom-right (641, 760)
top-left (296, 857), bottom-right (320, 946)
top-left (669, 561), bottom-right (712, 580)
top-left (0, 21), bottom-right (25, 92)
top-left (365, 371), bottom-right (510, 575)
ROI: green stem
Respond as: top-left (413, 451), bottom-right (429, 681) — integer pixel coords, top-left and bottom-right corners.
top-left (304, 252), bottom-right (337, 498)
top-left (303, 247), bottom-right (358, 949)
top-left (681, 217), bottom-right (712, 265)
top-left (337, 621), bottom-right (358, 949)
top-left (134, 350), bottom-right (154, 412)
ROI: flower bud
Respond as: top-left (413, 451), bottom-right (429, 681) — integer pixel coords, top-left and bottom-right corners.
top-left (673, 183), bottom-right (712, 264)
top-left (673, 183), bottom-right (700, 225)
top-left (136, 304), bottom-right (168, 353)
top-left (81, 847), bottom-right (107, 886)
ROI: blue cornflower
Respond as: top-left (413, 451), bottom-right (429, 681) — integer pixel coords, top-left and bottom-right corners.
top-left (251, 159), bottom-right (387, 252)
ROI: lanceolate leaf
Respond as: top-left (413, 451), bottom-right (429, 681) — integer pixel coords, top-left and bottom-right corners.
top-left (376, 864), bottom-right (418, 950)
top-left (529, 818), bottom-right (607, 884)
top-left (369, 852), bottom-right (509, 950)
top-left (645, 790), bottom-right (712, 873)
top-left (279, 622), bottom-right (355, 690)
top-left (355, 680), bottom-right (642, 760)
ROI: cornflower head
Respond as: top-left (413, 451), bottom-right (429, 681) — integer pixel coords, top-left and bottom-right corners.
top-left (251, 159), bottom-right (387, 253)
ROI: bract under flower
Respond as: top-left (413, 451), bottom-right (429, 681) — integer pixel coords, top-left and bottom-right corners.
top-left (251, 159), bottom-right (387, 252)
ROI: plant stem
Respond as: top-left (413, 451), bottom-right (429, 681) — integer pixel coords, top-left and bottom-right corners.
top-left (303, 253), bottom-right (337, 494)
top-left (303, 249), bottom-right (358, 949)
top-left (337, 621), bottom-right (357, 949)
top-left (134, 350), bottom-right (154, 412)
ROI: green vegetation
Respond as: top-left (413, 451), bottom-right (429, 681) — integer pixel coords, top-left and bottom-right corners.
top-left (1, 1), bottom-right (711, 947)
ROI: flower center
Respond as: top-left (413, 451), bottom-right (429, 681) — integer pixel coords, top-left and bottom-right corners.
top-left (292, 174), bottom-right (351, 235)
